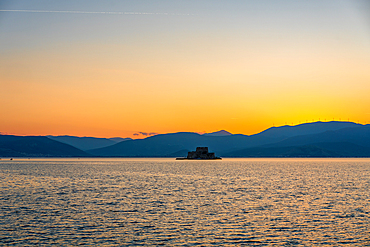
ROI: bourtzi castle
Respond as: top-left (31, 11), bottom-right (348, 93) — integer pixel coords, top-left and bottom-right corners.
top-left (176, 147), bottom-right (221, 160)
top-left (187, 147), bottom-right (216, 159)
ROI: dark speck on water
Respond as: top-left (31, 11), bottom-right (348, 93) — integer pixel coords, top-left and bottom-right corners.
top-left (1, 158), bottom-right (369, 246)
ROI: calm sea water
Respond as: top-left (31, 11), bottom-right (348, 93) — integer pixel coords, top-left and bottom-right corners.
top-left (0, 158), bottom-right (369, 246)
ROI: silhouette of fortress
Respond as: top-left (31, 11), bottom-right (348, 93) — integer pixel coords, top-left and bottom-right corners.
top-left (176, 147), bottom-right (221, 160)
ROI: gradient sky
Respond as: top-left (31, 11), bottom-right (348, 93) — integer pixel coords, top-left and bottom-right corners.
top-left (1, 0), bottom-right (370, 138)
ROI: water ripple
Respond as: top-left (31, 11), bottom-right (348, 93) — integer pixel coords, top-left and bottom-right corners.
top-left (1, 158), bottom-right (370, 246)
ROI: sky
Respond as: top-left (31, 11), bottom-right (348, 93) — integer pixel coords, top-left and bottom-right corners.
top-left (1, 0), bottom-right (370, 138)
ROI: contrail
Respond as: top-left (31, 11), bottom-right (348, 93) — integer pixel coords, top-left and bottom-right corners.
top-left (0, 9), bottom-right (194, 16)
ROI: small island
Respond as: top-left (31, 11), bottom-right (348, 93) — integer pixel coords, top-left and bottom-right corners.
top-left (176, 147), bottom-right (222, 160)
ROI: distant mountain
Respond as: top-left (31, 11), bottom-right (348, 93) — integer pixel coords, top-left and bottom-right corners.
top-left (225, 142), bottom-right (370, 157)
top-left (203, 130), bottom-right (233, 136)
top-left (263, 125), bottom-right (370, 148)
top-left (109, 137), bottom-right (132, 143)
top-left (0, 135), bottom-right (89, 157)
top-left (88, 132), bottom-right (205, 157)
top-left (47, 135), bottom-right (131, 151)
top-left (226, 125), bottom-right (370, 157)
top-left (165, 149), bottom-right (190, 157)
top-left (2, 121), bottom-right (368, 157)
top-left (88, 122), bottom-right (370, 157)
top-left (87, 131), bottom-right (283, 157)
top-left (256, 121), bottom-right (361, 139)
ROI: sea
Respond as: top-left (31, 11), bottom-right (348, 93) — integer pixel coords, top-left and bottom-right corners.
top-left (0, 158), bottom-right (369, 246)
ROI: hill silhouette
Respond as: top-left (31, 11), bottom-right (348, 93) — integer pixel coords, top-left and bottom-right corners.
top-left (203, 130), bottom-right (233, 136)
top-left (87, 131), bottom-right (284, 157)
top-left (262, 125), bottom-right (370, 148)
top-left (0, 135), bottom-right (89, 157)
top-left (87, 122), bottom-right (370, 157)
top-left (2, 122), bottom-right (369, 157)
top-left (256, 121), bottom-right (361, 139)
top-left (47, 135), bottom-right (131, 150)
top-left (225, 142), bottom-right (370, 157)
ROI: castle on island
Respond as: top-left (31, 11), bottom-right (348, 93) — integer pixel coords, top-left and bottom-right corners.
top-left (176, 147), bottom-right (221, 160)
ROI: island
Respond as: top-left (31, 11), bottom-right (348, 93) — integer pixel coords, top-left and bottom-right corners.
top-left (176, 147), bottom-right (222, 160)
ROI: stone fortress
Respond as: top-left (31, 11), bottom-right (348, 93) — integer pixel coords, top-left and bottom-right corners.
top-left (177, 147), bottom-right (221, 160)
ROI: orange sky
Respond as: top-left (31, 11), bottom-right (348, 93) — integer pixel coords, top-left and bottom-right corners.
top-left (1, 1), bottom-right (370, 138)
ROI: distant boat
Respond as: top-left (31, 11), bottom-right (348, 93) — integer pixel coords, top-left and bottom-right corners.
top-left (176, 147), bottom-right (222, 160)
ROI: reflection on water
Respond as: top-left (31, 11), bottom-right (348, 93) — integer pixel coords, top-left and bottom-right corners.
top-left (1, 158), bottom-right (369, 245)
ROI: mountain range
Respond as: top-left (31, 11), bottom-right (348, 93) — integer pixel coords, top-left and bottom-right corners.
top-left (47, 135), bottom-right (132, 151)
top-left (0, 135), bottom-right (88, 157)
top-left (1, 121), bottom-right (369, 158)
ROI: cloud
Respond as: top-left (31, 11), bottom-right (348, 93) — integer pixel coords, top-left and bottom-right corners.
top-left (140, 132), bottom-right (158, 136)
top-left (133, 132), bottom-right (158, 137)
top-left (0, 9), bottom-right (194, 16)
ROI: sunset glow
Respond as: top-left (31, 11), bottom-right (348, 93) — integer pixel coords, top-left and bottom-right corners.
top-left (1, 0), bottom-right (370, 138)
